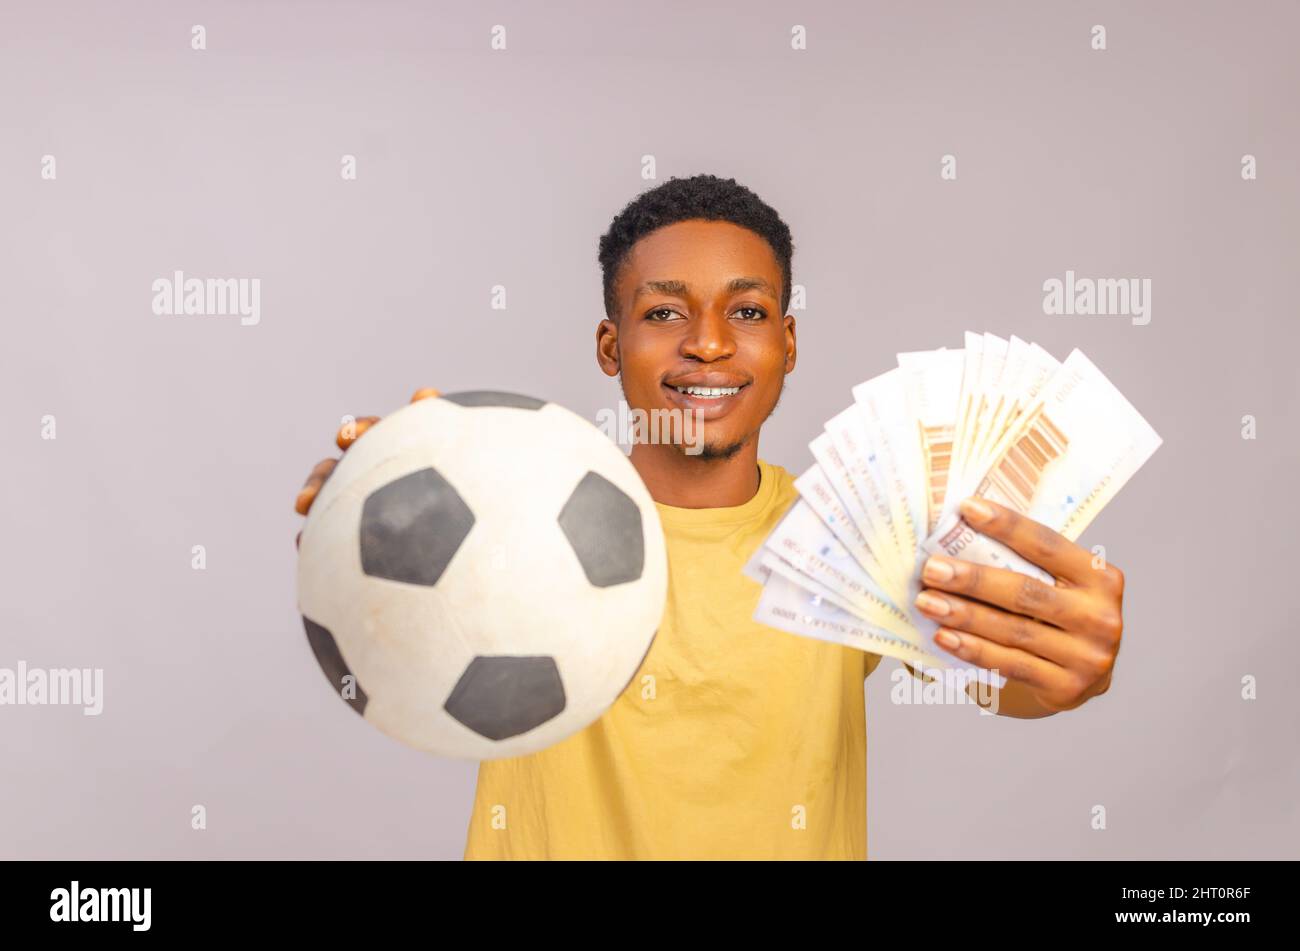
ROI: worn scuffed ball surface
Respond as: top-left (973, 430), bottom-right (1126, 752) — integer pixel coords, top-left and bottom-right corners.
top-left (296, 391), bottom-right (667, 759)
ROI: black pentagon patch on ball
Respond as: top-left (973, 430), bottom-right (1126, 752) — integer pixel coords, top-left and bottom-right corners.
top-left (303, 616), bottom-right (368, 716)
top-left (444, 656), bottom-right (567, 741)
top-left (441, 391), bottom-right (546, 410)
top-left (360, 467), bottom-right (475, 586)
top-left (557, 471), bottom-right (645, 587)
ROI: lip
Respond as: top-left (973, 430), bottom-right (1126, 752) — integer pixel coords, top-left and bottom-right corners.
top-left (662, 372), bottom-right (751, 389)
top-left (660, 376), bottom-right (751, 420)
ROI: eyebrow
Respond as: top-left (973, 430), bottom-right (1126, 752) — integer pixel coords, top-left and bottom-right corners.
top-left (632, 276), bottom-right (779, 301)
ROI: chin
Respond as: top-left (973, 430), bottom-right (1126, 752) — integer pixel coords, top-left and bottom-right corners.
top-left (689, 430), bottom-right (753, 461)
top-left (695, 443), bottom-right (746, 461)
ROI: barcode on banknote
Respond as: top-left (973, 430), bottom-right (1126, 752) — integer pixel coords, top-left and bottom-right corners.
top-left (920, 422), bottom-right (954, 532)
top-left (978, 411), bottom-right (1068, 513)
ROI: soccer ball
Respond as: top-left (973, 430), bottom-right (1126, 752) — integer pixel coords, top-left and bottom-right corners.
top-left (296, 391), bottom-right (667, 759)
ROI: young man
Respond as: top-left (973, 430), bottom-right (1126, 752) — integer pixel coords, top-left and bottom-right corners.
top-left (295, 174), bottom-right (1125, 860)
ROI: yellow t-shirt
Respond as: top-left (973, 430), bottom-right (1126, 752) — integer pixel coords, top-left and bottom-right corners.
top-left (463, 459), bottom-right (884, 860)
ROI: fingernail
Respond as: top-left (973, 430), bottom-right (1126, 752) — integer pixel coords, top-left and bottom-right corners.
top-left (961, 498), bottom-right (994, 524)
top-left (914, 592), bottom-right (951, 617)
top-left (935, 630), bottom-right (962, 650)
top-left (922, 557), bottom-right (955, 583)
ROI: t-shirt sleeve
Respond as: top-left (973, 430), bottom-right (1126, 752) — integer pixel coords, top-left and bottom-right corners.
top-left (865, 654), bottom-right (930, 682)
top-left (864, 652), bottom-right (884, 680)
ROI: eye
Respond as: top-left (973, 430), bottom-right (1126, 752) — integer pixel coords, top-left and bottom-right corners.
top-left (734, 306), bottom-right (767, 320)
top-left (645, 307), bottom-right (683, 321)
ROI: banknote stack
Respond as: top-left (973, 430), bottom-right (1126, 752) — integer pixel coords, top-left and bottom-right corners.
top-left (745, 333), bottom-right (1162, 685)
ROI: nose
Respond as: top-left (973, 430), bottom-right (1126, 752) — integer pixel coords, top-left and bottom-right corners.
top-left (679, 308), bottom-right (736, 362)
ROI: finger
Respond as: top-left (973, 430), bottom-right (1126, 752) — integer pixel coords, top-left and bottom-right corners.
top-left (931, 627), bottom-right (1073, 694)
top-left (921, 554), bottom-right (1110, 636)
top-left (336, 416), bottom-right (381, 451)
top-left (294, 457), bottom-right (338, 515)
top-left (958, 498), bottom-right (1097, 585)
top-left (410, 387), bottom-right (441, 402)
top-left (915, 589), bottom-right (1110, 671)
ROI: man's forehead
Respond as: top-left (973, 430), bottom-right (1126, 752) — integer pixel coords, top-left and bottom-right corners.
top-left (631, 275), bottom-right (779, 301)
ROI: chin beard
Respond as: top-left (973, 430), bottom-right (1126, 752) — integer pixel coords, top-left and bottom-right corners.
top-left (680, 435), bottom-right (749, 461)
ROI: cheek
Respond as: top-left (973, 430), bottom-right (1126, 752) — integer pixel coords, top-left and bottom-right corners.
top-left (742, 334), bottom-right (790, 387)
top-left (741, 324), bottom-right (788, 359)
top-left (617, 335), bottom-right (672, 393)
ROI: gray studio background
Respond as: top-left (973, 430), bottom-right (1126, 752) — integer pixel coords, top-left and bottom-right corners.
top-left (2, 0), bottom-right (1297, 859)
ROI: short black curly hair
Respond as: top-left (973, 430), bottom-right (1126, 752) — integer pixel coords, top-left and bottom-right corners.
top-left (597, 174), bottom-right (795, 320)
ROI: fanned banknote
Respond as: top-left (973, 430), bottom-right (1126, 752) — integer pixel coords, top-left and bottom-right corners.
top-left (748, 334), bottom-right (1161, 684)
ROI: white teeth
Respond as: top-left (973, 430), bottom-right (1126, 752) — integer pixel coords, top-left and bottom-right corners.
top-left (674, 386), bottom-right (741, 397)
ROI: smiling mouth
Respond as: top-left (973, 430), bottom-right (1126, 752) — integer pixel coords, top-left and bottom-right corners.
top-left (670, 384), bottom-right (745, 399)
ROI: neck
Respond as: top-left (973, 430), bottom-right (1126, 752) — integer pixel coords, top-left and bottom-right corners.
top-left (629, 436), bottom-right (762, 508)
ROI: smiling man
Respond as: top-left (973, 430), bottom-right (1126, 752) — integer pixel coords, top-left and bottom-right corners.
top-left (295, 174), bottom-right (1125, 860)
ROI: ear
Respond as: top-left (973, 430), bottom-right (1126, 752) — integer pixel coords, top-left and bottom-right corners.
top-left (596, 318), bottom-right (620, 377)
top-left (783, 314), bottom-right (797, 374)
